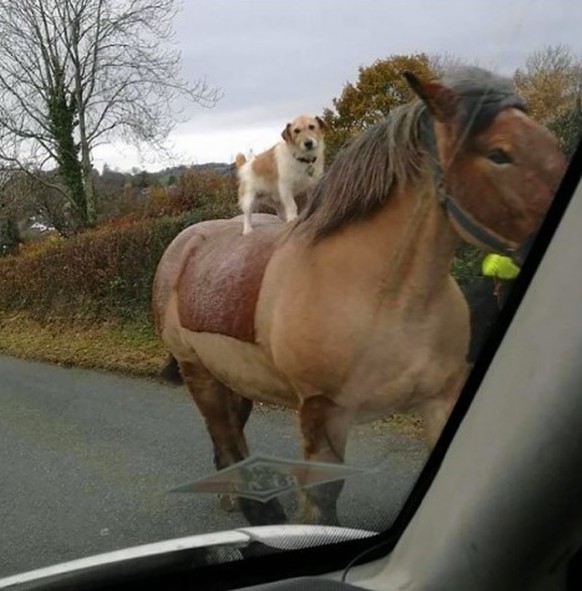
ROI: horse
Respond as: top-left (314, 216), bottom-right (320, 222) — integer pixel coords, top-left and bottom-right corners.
top-left (152, 67), bottom-right (565, 527)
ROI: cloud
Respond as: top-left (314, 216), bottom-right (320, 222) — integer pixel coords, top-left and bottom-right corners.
top-left (96, 0), bottom-right (582, 170)
top-left (93, 125), bottom-right (283, 171)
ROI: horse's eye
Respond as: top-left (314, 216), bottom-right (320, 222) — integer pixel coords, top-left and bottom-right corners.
top-left (294, 128), bottom-right (301, 134)
top-left (487, 149), bottom-right (513, 165)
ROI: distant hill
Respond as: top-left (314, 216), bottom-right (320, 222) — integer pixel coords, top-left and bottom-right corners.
top-left (96, 161), bottom-right (235, 197)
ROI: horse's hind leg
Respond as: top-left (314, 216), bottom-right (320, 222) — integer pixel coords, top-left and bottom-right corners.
top-left (297, 395), bottom-right (351, 526)
top-left (179, 360), bottom-right (287, 526)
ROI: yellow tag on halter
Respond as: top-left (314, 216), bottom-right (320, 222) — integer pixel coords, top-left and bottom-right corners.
top-left (481, 254), bottom-right (520, 280)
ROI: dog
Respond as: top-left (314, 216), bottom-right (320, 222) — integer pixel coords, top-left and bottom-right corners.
top-left (235, 114), bottom-right (326, 235)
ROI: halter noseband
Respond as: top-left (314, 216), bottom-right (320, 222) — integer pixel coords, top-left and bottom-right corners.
top-left (437, 192), bottom-right (517, 257)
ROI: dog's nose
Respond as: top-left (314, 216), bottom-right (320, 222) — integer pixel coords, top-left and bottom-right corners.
top-left (304, 139), bottom-right (314, 150)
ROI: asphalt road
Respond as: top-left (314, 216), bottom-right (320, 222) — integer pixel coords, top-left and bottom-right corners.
top-left (0, 355), bottom-right (428, 578)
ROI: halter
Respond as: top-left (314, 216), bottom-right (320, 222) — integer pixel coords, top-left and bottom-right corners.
top-left (421, 109), bottom-right (519, 258)
top-left (437, 190), bottom-right (518, 257)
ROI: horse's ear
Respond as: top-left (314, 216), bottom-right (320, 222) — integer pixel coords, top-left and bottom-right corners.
top-left (281, 123), bottom-right (292, 142)
top-left (403, 71), bottom-right (459, 122)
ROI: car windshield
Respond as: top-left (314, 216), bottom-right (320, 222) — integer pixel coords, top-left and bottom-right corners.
top-left (0, 0), bottom-right (580, 581)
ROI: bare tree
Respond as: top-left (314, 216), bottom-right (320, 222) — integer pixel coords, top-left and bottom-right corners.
top-left (429, 53), bottom-right (471, 77)
top-left (0, 170), bottom-right (31, 254)
top-left (0, 0), bottom-right (220, 228)
top-left (514, 44), bottom-right (582, 125)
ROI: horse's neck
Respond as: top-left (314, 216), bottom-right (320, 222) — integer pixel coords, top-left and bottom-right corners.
top-left (314, 185), bottom-right (459, 301)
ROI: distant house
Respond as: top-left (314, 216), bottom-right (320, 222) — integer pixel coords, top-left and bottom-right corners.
top-left (18, 215), bottom-right (56, 241)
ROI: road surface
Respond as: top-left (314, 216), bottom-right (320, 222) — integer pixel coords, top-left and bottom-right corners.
top-left (0, 355), bottom-right (427, 577)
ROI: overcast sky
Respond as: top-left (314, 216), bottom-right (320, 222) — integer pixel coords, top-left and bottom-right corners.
top-left (93, 0), bottom-right (582, 172)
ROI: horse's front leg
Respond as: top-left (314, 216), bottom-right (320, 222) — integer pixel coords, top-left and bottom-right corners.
top-left (418, 366), bottom-right (468, 446)
top-left (296, 395), bottom-right (351, 525)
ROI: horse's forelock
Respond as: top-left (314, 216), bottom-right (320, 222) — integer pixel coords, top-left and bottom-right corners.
top-left (443, 66), bottom-right (526, 136)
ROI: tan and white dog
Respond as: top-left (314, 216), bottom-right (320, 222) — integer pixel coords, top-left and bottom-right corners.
top-left (235, 114), bottom-right (326, 235)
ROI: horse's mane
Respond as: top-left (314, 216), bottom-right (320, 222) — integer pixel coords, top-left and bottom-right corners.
top-left (296, 67), bottom-right (526, 241)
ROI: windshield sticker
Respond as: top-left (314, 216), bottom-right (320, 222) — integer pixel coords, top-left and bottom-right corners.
top-left (169, 454), bottom-right (376, 503)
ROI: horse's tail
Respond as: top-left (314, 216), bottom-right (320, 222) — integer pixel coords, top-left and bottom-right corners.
top-left (160, 354), bottom-right (183, 384)
top-left (235, 153), bottom-right (247, 168)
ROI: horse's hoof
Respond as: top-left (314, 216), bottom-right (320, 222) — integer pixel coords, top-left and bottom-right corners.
top-left (239, 498), bottom-right (287, 525)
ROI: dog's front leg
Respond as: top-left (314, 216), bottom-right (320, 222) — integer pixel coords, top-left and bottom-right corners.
top-left (239, 191), bottom-right (255, 235)
top-left (278, 183), bottom-right (298, 223)
top-left (273, 201), bottom-right (287, 222)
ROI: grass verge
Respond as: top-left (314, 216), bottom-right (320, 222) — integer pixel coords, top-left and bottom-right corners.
top-left (0, 314), bottom-right (166, 377)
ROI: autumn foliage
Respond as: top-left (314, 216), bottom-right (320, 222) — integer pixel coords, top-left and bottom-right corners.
top-left (0, 216), bottom-right (182, 324)
top-left (111, 166), bottom-right (238, 221)
top-left (321, 53), bottom-right (435, 161)
top-left (514, 45), bottom-right (582, 157)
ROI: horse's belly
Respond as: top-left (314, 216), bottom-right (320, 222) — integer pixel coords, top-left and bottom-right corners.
top-left (348, 368), bottom-right (451, 424)
top-left (349, 374), bottom-right (424, 423)
top-left (340, 329), bottom-right (468, 424)
top-left (179, 328), bottom-right (299, 408)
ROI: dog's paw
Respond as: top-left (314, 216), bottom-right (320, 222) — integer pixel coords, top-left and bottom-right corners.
top-left (285, 213), bottom-right (298, 223)
top-left (242, 226), bottom-right (253, 235)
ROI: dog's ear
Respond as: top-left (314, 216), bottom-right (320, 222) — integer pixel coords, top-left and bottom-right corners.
top-left (315, 116), bottom-right (327, 131)
top-left (281, 123), bottom-right (292, 142)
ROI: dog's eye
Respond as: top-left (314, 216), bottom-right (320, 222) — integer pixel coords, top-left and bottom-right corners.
top-left (308, 124), bottom-right (315, 130)
top-left (293, 128), bottom-right (301, 134)
top-left (487, 149), bottom-right (513, 165)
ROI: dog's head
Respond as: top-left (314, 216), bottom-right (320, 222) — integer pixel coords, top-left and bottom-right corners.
top-left (281, 115), bottom-right (326, 154)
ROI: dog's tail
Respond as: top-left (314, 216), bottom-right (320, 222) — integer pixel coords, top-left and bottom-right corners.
top-left (235, 153), bottom-right (247, 168)
top-left (160, 353), bottom-right (183, 385)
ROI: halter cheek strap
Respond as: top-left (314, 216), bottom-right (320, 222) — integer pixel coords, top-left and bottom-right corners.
top-left (437, 192), bottom-right (517, 256)
top-left (421, 113), bottom-right (518, 259)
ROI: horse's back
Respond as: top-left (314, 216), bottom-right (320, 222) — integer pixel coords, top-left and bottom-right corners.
top-left (153, 214), bottom-right (285, 343)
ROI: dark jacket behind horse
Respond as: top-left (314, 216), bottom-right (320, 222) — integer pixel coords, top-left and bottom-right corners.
top-left (462, 277), bottom-right (514, 364)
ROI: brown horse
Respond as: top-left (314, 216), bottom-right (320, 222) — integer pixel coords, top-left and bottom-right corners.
top-left (152, 67), bottom-right (565, 527)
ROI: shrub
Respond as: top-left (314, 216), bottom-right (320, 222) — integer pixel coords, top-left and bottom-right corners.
top-left (97, 166), bottom-right (239, 225)
top-left (17, 231), bottom-right (65, 257)
top-left (170, 166), bottom-right (238, 218)
top-left (0, 165), bottom-right (242, 328)
top-left (0, 212), bottom-right (209, 326)
top-left (452, 244), bottom-right (483, 286)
